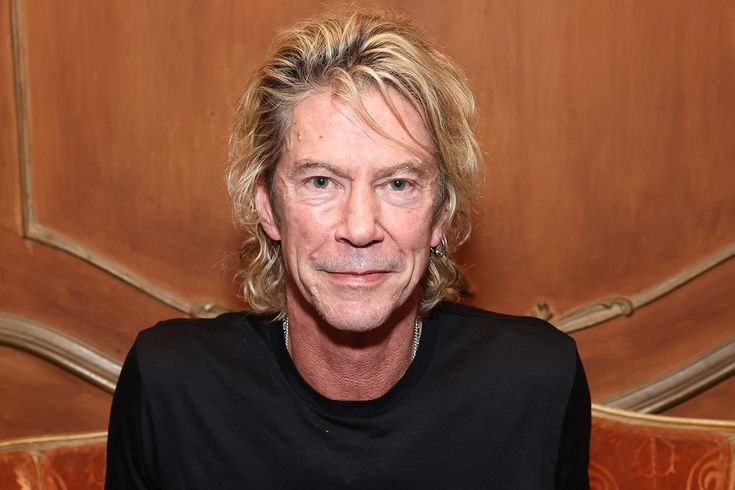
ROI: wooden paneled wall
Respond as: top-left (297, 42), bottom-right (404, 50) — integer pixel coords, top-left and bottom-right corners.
top-left (1, 0), bottom-right (733, 438)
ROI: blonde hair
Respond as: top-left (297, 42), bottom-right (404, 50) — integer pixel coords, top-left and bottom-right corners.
top-left (226, 9), bottom-right (482, 319)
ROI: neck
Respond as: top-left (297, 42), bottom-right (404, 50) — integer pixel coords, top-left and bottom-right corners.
top-left (285, 299), bottom-right (418, 401)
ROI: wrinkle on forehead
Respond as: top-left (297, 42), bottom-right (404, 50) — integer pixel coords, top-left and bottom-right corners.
top-left (283, 87), bottom-right (436, 164)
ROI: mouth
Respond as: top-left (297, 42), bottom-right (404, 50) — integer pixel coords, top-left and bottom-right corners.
top-left (324, 270), bottom-right (391, 286)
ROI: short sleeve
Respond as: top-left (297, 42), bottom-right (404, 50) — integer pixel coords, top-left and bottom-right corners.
top-left (554, 350), bottom-right (591, 489)
top-left (105, 338), bottom-right (159, 489)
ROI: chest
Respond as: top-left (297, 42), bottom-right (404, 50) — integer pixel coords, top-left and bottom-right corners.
top-left (151, 388), bottom-right (558, 489)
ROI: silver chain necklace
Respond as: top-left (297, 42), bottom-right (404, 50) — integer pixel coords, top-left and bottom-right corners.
top-left (282, 315), bottom-right (422, 360)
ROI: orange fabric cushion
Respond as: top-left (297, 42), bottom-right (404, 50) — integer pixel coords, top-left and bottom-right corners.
top-left (590, 416), bottom-right (732, 489)
top-left (39, 442), bottom-right (106, 490)
top-left (0, 451), bottom-right (40, 490)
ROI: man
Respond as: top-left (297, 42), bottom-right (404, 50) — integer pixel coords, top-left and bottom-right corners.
top-left (106, 9), bottom-right (590, 489)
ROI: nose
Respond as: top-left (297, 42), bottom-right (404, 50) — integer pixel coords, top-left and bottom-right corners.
top-left (334, 184), bottom-right (384, 247)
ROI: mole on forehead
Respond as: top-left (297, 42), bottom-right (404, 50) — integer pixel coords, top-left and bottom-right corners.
top-left (293, 132), bottom-right (322, 141)
top-left (289, 122), bottom-right (424, 149)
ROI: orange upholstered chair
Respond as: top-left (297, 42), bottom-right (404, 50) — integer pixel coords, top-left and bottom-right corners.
top-left (590, 405), bottom-right (735, 489)
top-left (0, 432), bottom-right (106, 490)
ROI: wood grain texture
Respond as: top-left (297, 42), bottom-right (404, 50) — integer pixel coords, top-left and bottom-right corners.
top-left (0, 229), bottom-right (181, 359)
top-left (0, 347), bottom-right (110, 440)
top-left (575, 256), bottom-right (735, 400)
top-left (0, 0), bottom-right (20, 236)
top-left (453, 0), bottom-right (735, 316)
top-left (22, 1), bottom-right (242, 305)
top-left (0, 313), bottom-right (122, 393)
top-left (665, 373), bottom-right (735, 421)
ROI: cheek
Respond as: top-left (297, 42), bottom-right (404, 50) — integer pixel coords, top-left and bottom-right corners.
top-left (281, 204), bottom-right (338, 253)
top-left (387, 209), bottom-right (436, 251)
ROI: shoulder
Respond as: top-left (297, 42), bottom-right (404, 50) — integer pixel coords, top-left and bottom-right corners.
top-left (431, 301), bottom-right (573, 344)
top-left (136, 310), bottom-right (253, 343)
top-left (131, 311), bottom-right (275, 382)
top-left (135, 311), bottom-right (252, 353)
top-left (428, 302), bottom-right (578, 375)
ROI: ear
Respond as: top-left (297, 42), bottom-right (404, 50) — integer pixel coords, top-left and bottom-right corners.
top-left (255, 180), bottom-right (281, 241)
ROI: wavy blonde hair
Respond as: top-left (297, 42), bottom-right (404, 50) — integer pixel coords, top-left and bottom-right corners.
top-left (226, 9), bottom-right (482, 319)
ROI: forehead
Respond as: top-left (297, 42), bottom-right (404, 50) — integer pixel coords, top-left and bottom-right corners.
top-left (280, 87), bottom-right (435, 173)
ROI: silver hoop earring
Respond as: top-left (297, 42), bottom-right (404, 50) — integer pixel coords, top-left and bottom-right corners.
top-left (431, 237), bottom-right (448, 258)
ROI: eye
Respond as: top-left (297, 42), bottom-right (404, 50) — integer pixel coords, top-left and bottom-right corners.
top-left (389, 179), bottom-right (409, 191)
top-left (310, 176), bottom-right (330, 189)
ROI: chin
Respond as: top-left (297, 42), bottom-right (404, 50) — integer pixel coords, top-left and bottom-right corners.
top-left (314, 298), bottom-right (397, 332)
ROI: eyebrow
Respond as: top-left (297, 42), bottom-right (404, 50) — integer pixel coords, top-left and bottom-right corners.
top-left (290, 160), bottom-right (349, 180)
top-left (374, 161), bottom-right (432, 180)
top-left (290, 159), bottom-right (432, 181)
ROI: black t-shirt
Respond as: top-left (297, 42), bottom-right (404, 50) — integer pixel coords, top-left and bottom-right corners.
top-left (105, 302), bottom-right (590, 489)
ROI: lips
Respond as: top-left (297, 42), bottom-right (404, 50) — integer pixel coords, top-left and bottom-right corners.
top-left (328, 269), bottom-right (389, 275)
top-left (325, 270), bottom-right (391, 286)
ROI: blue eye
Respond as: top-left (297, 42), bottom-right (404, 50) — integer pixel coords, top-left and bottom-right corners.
top-left (311, 176), bottom-right (330, 189)
top-left (389, 179), bottom-right (408, 191)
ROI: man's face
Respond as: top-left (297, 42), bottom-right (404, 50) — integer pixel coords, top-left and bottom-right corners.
top-left (257, 88), bottom-right (444, 332)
